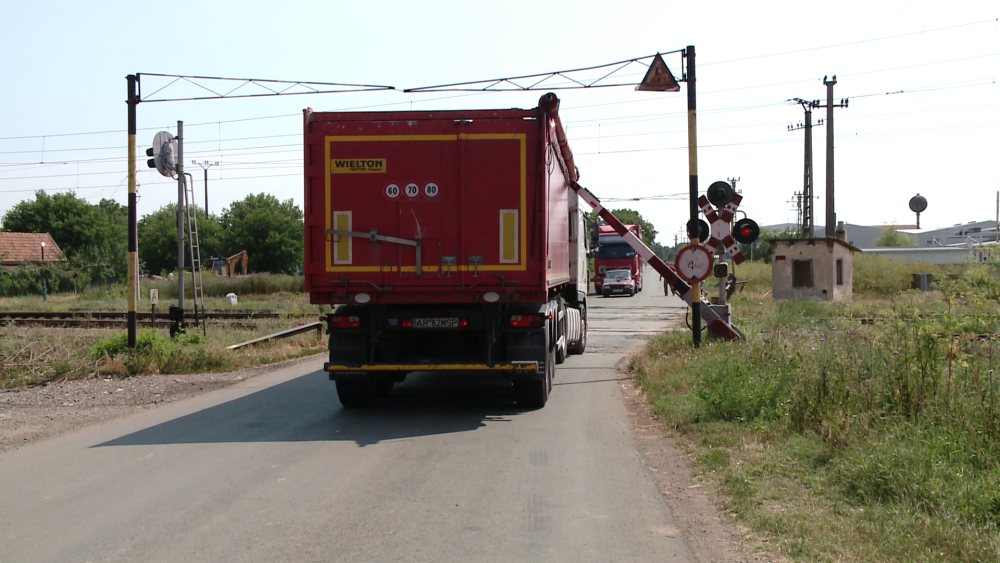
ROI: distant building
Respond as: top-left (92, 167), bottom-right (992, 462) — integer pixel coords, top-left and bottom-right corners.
top-left (766, 220), bottom-right (999, 264)
top-left (0, 232), bottom-right (66, 266)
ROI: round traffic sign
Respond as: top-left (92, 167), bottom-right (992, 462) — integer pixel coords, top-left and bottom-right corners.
top-left (674, 244), bottom-right (714, 283)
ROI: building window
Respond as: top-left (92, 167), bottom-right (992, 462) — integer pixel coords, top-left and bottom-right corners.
top-left (836, 259), bottom-right (843, 286)
top-left (792, 259), bottom-right (813, 288)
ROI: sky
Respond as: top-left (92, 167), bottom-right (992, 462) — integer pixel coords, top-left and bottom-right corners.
top-left (1, 0), bottom-right (997, 245)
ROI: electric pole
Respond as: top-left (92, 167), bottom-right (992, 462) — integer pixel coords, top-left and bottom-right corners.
top-left (788, 191), bottom-right (803, 232)
top-left (817, 76), bottom-right (848, 238)
top-left (193, 160), bottom-right (218, 213)
top-left (787, 98), bottom-right (825, 238)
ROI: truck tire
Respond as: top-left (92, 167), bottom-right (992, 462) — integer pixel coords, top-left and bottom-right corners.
top-left (569, 303), bottom-right (587, 355)
top-left (336, 380), bottom-right (376, 408)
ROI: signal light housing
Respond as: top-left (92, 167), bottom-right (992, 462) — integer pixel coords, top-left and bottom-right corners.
top-left (706, 181), bottom-right (735, 207)
top-left (733, 218), bottom-right (760, 244)
top-left (687, 218), bottom-right (710, 242)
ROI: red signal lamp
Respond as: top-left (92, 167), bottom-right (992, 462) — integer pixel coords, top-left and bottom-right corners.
top-left (733, 218), bottom-right (760, 244)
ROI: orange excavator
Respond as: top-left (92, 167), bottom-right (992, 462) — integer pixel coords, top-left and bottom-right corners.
top-left (207, 250), bottom-right (247, 277)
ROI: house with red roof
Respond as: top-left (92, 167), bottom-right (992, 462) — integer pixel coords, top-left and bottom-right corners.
top-left (0, 232), bottom-right (66, 266)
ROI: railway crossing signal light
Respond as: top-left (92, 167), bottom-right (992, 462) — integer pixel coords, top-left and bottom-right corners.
top-left (733, 218), bottom-right (760, 244)
top-left (706, 180), bottom-right (735, 208)
top-left (146, 131), bottom-right (177, 178)
top-left (687, 218), bottom-right (709, 241)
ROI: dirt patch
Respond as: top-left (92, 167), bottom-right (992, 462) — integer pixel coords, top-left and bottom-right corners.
top-left (620, 363), bottom-right (776, 563)
top-left (0, 355), bottom-right (320, 455)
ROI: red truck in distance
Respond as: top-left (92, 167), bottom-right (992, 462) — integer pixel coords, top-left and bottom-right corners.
top-left (592, 223), bottom-right (643, 295)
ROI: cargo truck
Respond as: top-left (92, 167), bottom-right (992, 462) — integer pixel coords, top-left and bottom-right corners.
top-left (303, 94), bottom-right (590, 409)
top-left (592, 223), bottom-right (644, 295)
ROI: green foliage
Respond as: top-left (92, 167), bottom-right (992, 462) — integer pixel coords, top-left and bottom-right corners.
top-left (89, 329), bottom-right (173, 361)
top-left (220, 193), bottom-right (304, 274)
top-left (632, 269), bottom-right (1000, 560)
top-left (142, 272), bottom-right (304, 299)
top-left (0, 262), bottom-right (75, 297)
top-left (138, 204), bottom-right (225, 276)
top-left (739, 228), bottom-right (800, 263)
top-left (694, 350), bottom-right (790, 422)
top-left (874, 226), bottom-right (918, 247)
top-left (853, 254), bottom-right (941, 296)
top-left (2, 192), bottom-right (127, 287)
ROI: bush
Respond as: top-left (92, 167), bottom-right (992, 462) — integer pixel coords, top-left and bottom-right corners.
top-left (694, 350), bottom-right (790, 422)
top-left (0, 262), bottom-right (76, 297)
top-left (89, 329), bottom-right (173, 361)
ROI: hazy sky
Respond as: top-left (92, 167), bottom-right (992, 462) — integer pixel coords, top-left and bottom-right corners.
top-left (1, 0), bottom-right (997, 244)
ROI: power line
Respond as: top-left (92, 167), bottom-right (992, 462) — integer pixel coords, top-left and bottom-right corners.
top-left (702, 18), bottom-right (997, 66)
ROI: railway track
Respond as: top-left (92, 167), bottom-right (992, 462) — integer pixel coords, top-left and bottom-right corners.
top-left (0, 310), bottom-right (316, 329)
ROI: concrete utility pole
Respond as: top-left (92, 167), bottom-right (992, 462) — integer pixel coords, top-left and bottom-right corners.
top-left (177, 121), bottom-right (185, 311)
top-left (788, 98), bottom-right (825, 238)
top-left (193, 160), bottom-right (218, 212)
top-left (819, 76), bottom-right (848, 238)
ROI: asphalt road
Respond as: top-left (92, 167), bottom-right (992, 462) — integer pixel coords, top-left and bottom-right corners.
top-left (0, 266), bottom-right (693, 563)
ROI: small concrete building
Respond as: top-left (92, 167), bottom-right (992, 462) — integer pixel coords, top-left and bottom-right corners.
top-left (770, 237), bottom-right (859, 302)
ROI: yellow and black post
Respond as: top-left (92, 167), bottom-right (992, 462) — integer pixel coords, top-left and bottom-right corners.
top-left (684, 46), bottom-right (701, 347)
top-left (127, 75), bottom-right (138, 349)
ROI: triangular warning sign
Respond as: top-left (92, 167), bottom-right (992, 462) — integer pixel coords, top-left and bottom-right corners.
top-left (636, 53), bottom-right (680, 92)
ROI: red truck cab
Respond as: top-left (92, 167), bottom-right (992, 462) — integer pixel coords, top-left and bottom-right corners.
top-left (592, 224), bottom-right (643, 294)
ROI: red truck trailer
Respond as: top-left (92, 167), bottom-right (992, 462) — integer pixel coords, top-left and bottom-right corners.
top-left (303, 94), bottom-right (589, 409)
top-left (592, 223), bottom-right (644, 295)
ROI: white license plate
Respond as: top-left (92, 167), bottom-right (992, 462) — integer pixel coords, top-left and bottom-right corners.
top-left (413, 317), bottom-right (459, 328)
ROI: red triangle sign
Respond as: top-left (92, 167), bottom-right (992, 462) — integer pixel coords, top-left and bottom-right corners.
top-left (636, 53), bottom-right (680, 92)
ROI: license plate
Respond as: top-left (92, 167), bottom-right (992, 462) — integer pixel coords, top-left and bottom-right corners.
top-left (612, 288), bottom-right (625, 293)
top-left (412, 317), bottom-right (459, 328)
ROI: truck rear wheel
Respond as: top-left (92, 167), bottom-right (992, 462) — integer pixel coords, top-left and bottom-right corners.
top-left (336, 380), bottom-right (377, 408)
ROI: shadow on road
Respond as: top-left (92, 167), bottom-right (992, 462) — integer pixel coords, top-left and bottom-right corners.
top-left (95, 370), bottom-right (522, 449)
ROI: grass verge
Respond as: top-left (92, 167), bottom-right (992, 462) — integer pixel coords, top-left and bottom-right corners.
top-left (632, 260), bottom-right (1000, 562)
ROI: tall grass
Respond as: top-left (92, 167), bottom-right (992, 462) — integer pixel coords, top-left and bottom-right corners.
top-left (633, 261), bottom-right (1000, 561)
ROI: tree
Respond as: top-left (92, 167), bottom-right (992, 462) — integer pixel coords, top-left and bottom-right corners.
top-left (738, 228), bottom-right (799, 264)
top-left (138, 204), bottom-right (225, 276)
top-left (1, 192), bottom-right (127, 286)
top-left (874, 226), bottom-right (917, 247)
top-left (220, 194), bottom-right (303, 274)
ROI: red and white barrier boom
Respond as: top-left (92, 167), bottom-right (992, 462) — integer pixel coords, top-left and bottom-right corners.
top-left (570, 181), bottom-right (744, 341)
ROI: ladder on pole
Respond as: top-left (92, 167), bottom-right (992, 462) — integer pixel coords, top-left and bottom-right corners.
top-left (183, 174), bottom-right (206, 334)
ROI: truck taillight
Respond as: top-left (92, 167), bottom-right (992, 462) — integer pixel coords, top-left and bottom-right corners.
top-left (330, 315), bottom-right (361, 329)
top-left (402, 318), bottom-right (413, 328)
top-left (509, 315), bottom-right (543, 328)
top-left (459, 318), bottom-right (469, 327)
